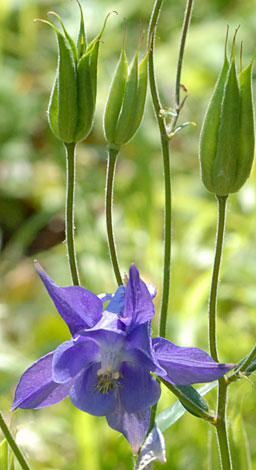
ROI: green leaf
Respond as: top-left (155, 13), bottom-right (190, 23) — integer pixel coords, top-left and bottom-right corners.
top-left (245, 354), bottom-right (256, 374)
top-left (156, 382), bottom-right (217, 432)
top-left (177, 384), bottom-right (209, 417)
top-left (0, 439), bottom-right (8, 470)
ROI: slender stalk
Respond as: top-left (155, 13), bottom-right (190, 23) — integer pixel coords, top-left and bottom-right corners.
top-left (146, 0), bottom-right (195, 440)
top-left (175, 0), bottom-right (194, 107)
top-left (0, 412), bottom-right (31, 470)
top-left (172, 0), bottom-right (194, 129)
top-left (148, 0), bottom-right (171, 338)
top-left (105, 147), bottom-right (123, 286)
top-left (208, 195), bottom-right (228, 362)
top-left (215, 378), bottom-right (233, 470)
top-left (147, 402), bottom-right (158, 436)
top-left (64, 142), bottom-right (80, 286)
top-left (208, 195), bottom-right (232, 468)
top-left (148, 0), bottom-right (195, 338)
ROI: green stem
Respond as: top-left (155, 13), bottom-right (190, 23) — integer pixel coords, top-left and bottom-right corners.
top-left (209, 195), bottom-right (232, 468)
top-left (209, 195), bottom-right (228, 362)
top-left (106, 147), bottom-right (123, 286)
top-left (64, 142), bottom-right (80, 286)
top-left (146, 0), bottom-right (195, 440)
top-left (148, 0), bottom-right (171, 339)
top-left (215, 378), bottom-right (233, 470)
top-left (147, 402), bottom-right (158, 436)
top-left (172, 0), bottom-right (194, 129)
top-left (0, 412), bottom-right (31, 470)
top-left (148, 0), bottom-right (195, 338)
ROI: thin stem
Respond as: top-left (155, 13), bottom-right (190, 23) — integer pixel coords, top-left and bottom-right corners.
top-left (0, 412), bottom-right (31, 470)
top-left (172, 0), bottom-right (194, 130)
top-left (147, 402), bottom-right (158, 436)
top-left (105, 147), bottom-right (123, 286)
top-left (215, 378), bottom-right (233, 469)
top-left (64, 142), bottom-right (80, 286)
top-left (148, 0), bottom-right (195, 338)
top-left (148, 0), bottom-right (171, 339)
top-left (146, 0), bottom-right (195, 440)
top-left (209, 195), bottom-right (228, 362)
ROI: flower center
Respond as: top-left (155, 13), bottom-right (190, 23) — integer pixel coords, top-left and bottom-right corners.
top-left (94, 349), bottom-right (123, 394)
top-left (94, 369), bottom-right (122, 394)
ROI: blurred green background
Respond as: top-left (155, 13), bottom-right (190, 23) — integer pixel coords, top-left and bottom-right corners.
top-left (1, 0), bottom-right (256, 468)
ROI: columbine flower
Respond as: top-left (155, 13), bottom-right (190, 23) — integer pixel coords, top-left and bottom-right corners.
top-left (12, 263), bottom-right (234, 454)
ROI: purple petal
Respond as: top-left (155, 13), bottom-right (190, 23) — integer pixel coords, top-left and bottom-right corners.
top-left (98, 293), bottom-right (113, 304)
top-left (35, 261), bottom-right (103, 336)
top-left (125, 324), bottom-right (165, 375)
top-left (11, 352), bottom-right (74, 410)
top-left (105, 285), bottom-right (125, 314)
top-left (135, 425), bottom-right (166, 469)
top-left (123, 264), bottom-right (155, 327)
top-left (70, 364), bottom-right (116, 416)
top-left (80, 311), bottom-right (126, 345)
top-left (153, 337), bottom-right (235, 385)
top-left (119, 362), bottom-right (161, 413)
top-left (107, 395), bottom-right (150, 455)
top-left (53, 337), bottom-right (99, 383)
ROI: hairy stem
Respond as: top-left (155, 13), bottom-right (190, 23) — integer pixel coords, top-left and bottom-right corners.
top-left (148, 0), bottom-right (195, 338)
top-left (64, 142), bottom-right (80, 286)
top-left (146, 0), bottom-right (195, 439)
top-left (173, 0), bottom-right (194, 129)
top-left (215, 378), bottom-right (233, 469)
top-left (0, 412), bottom-right (31, 470)
top-left (209, 195), bottom-right (228, 362)
top-left (105, 147), bottom-right (123, 286)
top-left (148, 0), bottom-right (171, 338)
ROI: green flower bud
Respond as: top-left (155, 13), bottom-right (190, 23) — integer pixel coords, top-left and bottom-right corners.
top-left (199, 32), bottom-right (255, 196)
top-left (36, 3), bottom-right (109, 144)
top-left (103, 45), bottom-right (149, 150)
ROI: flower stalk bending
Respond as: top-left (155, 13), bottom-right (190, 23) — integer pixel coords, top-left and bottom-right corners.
top-left (65, 142), bottom-right (80, 285)
top-left (105, 147), bottom-right (123, 286)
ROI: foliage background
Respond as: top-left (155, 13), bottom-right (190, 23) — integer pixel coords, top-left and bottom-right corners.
top-left (0, 0), bottom-right (256, 468)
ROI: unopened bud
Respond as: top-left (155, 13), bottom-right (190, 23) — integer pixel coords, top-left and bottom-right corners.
top-left (199, 30), bottom-right (255, 196)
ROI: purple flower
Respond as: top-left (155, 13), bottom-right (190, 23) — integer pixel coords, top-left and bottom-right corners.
top-left (12, 262), bottom-right (234, 454)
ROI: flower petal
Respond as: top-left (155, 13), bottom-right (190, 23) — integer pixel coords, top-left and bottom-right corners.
top-left (123, 264), bottom-right (155, 327)
top-left (107, 395), bottom-right (150, 455)
top-left (70, 364), bottom-right (116, 416)
top-left (153, 337), bottom-right (235, 385)
top-left (135, 424), bottom-right (166, 470)
top-left (125, 324), bottom-right (165, 375)
top-left (11, 352), bottom-right (73, 410)
top-left (53, 337), bottom-right (99, 383)
top-left (35, 261), bottom-right (103, 336)
top-left (80, 311), bottom-right (126, 346)
top-left (105, 285), bottom-right (126, 314)
top-left (119, 362), bottom-right (161, 413)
